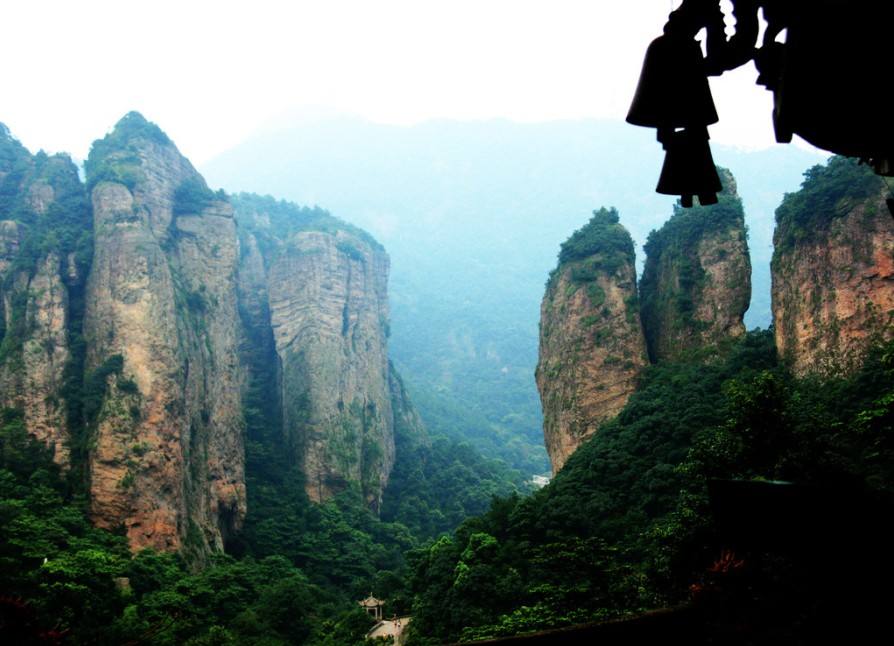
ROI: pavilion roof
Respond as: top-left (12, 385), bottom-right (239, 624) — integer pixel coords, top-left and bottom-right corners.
top-left (358, 595), bottom-right (385, 607)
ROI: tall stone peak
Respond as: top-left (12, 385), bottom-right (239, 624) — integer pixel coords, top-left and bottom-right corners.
top-left (0, 125), bottom-right (90, 468)
top-left (639, 167), bottom-right (751, 362)
top-left (772, 156), bottom-right (894, 374)
top-left (85, 112), bottom-right (218, 232)
top-left (84, 114), bottom-right (245, 555)
top-left (86, 112), bottom-right (175, 182)
top-left (537, 176), bottom-right (753, 472)
top-left (536, 207), bottom-right (649, 473)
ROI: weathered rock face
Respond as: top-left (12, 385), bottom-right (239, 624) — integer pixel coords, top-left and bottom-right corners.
top-left (772, 156), bottom-right (894, 375)
top-left (271, 231), bottom-right (394, 508)
top-left (13, 252), bottom-right (72, 464)
top-left (639, 169), bottom-right (751, 362)
top-left (84, 113), bottom-right (245, 553)
top-left (536, 208), bottom-right (649, 473)
top-left (0, 126), bottom-right (89, 466)
top-left (234, 196), bottom-right (396, 509)
top-left (2, 115), bottom-right (412, 552)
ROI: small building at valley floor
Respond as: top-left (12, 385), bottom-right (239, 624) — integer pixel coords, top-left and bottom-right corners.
top-left (358, 595), bottom-right (386, 621)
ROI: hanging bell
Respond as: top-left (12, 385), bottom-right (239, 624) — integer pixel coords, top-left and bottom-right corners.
top-left (656, 128), bottom-right (722, 207)
top-left (627, 32), bottom-right (719, 130)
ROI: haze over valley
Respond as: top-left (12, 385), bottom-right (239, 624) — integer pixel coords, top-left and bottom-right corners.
top-left (203, 115), bottom-right (824, 473)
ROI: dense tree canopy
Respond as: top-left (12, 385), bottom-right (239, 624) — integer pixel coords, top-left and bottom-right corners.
top-left (405, 332), bottom-right (894, 643)
top-left (773, 156), bottom-right (883, 253)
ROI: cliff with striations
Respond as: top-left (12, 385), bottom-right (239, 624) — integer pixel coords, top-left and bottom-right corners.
top-left (0, 115), bottom-right (423, 555)
top-left (772, 156), bottom-right (894, 375)
top-left (0, 124), bottom-right (91, 467)
top-left (233, 194), bottom-right (396, 510)
top-left (83, 113), bottom-right (245, 553)
top-left (639, 168), bottom-right (751, 362)
top-left (536, 208), bottom-right (649, 473)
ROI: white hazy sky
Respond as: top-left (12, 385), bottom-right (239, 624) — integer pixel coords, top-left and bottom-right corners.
top-left (2, 0), bottom-right (781, 164)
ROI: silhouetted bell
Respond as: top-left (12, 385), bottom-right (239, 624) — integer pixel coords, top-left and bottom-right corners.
top-left (769, 3), bottom-right (894, 161)
top-left (656, 128), bottom-right (722, 207)
top-left (627, 33), bottom-right (719, 130)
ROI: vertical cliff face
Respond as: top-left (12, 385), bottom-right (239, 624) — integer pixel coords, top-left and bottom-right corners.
top-left (536, 208), bottom-right (649, 473)
top-left (83, 113), bottom-right (245, 553)
top-left (271, 230), bottom-right (394, 508)
top-left (639, 169), bottom-right (751, 362)
top-left (233, 195), bottom-right (396, 510)
top-left (0, 125), bottom-right (90, 466)
top-left (772, 156), bottom-right (894, 375)
top-left (388, 360), bottom-right (428, 451)
top-left (2, 115), bottom-right (415, 552)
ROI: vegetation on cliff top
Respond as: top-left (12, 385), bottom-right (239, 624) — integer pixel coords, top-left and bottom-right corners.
top-left (773, 155), bottom-right (883, 254)
top-left (83, 111), bottom-right (172, 191)
top-left (1, 128), bottom-right (90, 272)
top-left (552, 207), bottom-right (635, 281)
top-left (91, 111), bottom-right (172, 154)
top-left (639, 168), bottom-right (748, 360)
top-left (544, 207), bottom-right (637, 305)
top-left (232, 192), bottom-right (384, 259)
top-left (0, 124), bottom-right (32, 215)
top-left (84, 111), bottom-right (225, 216)
top-left (0, 151), bottom-right (91, 279)
top-left (641, 169), bottom-right (744, 263)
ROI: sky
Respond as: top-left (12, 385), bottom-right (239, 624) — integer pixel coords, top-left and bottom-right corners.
top-left (2, 0), bottom-right (783, 164)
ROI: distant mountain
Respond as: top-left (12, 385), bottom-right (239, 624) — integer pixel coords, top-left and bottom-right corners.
top-left (202, 117), bottom-right (824, 473)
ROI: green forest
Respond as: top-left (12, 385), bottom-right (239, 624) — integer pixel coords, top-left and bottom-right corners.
top-left (405, 331), bottom-right (894, 642)
top-left (5, 327), bottom-right (891, 643)
top-left (1, 387), bottom-right (524, 645)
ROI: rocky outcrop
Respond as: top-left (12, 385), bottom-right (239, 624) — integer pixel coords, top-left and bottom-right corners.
top-left (640, 169), bottom-right (751, 362)
top-left (0, 127), bottom-right (89, 466)
top-left (536, 208), bottom-right (649, 473)
top-left (233, 195), bottom-right (396, 510)
top-left (13, 252), bottom-right (72, 465)
top-left (772, 156), bottom-right (894, 375)
top-left (1, 115), bottom-right (415, 553)
top-left (271, 231), bottom-right (394, 508)
top-left (84, 113), bottom-right (245, 553)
